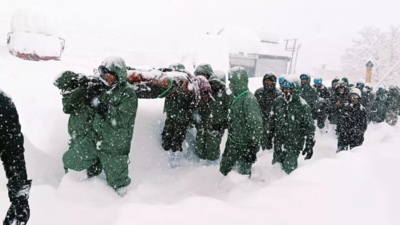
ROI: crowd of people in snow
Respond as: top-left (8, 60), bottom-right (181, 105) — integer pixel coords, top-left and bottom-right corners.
top-left (1, 56), bottom-right (400, 224)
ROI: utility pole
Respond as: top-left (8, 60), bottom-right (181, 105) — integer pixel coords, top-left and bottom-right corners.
top-left (284, 39), bottom-right (298, 74)
top-left (293, 44), bottom-right (302, 74)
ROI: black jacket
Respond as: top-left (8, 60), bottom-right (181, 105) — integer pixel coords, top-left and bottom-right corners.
top-left (255, 78), bottom-right (281, 125)
top-left (0, 91), bottom-right (28, 183)
top-left (345, 104), bottom-right (368, 134)
top-left (314, 84), bottom-right (331, 100)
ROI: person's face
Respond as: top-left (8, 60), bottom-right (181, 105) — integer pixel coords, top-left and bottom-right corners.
top-left (211, 83), bottom-right (222, 92)
top-left (351, 94), bottom-right (359, 104)
top-left (332, 82), bottom-right (338, 88)
top-left (301, 79), bottom-right (308, 85)
top-left (338, 87), bottom-right (344, 94)
top-left (105, 73), bottom-right (117, 86)
top-left (315, 83), bottom-right (322, 88)
top-left (283, 87), bottom-right (293, 96)
top-left (264, 79), bottom-right (273, 86)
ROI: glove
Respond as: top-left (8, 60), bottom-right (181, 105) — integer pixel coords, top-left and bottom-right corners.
top-left (302, 138), bottom-right (315, 160)
top-left (95, 102), bottom-right (109, 116)
top-left (83, 84), bottom-right (103, 106)
top-left (4, 180), bottom-right (32, 225)
top-left (242, 142), bottom-right (259, 163)
top-left (77, 75), bottom-right (89, 88)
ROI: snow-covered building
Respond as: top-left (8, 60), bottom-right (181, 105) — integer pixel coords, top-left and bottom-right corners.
top-left (217, 27), bottom-right (291, 77)
top-left (7, 8), bottom-right (65, 61)
top-left (310, 67), bottom-right (342, 80)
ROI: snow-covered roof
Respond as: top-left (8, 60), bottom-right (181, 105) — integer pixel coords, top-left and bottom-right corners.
top-left (257, 29), bottom-right (280, 44)
top-left (217, 27), bottom-right (260, 54)
top-left (218, 26), bottom-right (289, 58)
top-left (254, 42), bottom-right (292, 58)
top-left (11, 8), bottom-right (58, 36)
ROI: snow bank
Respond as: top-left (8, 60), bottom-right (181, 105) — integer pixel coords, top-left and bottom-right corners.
top-left (8, 32), bottom-right (64, 58)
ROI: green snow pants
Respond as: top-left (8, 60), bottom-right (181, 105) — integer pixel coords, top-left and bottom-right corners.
top-left (62, 134), bottom-right (131, 189)
top-left (194, 129), bottom-right (223, 161)
top-left (272, 145), bottom-right (301, 174)
top-left (219, 140), bottom-right (252, 176)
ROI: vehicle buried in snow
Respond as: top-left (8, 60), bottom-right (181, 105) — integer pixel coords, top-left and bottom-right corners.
top-left (7, 8), bottom-right (65, 61)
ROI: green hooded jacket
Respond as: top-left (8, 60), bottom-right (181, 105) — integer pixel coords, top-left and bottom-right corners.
top-left (227, 67), bottom-right (263, 145)
top-left (55, 72), bottom-right (97, 143)
top-left (93, 57), bottom-right (138, 155)
top-left (299, 74), bottom-right (319, 112)
top-left (268, 80), bottom-right (315, 171)
top-left (200, 71), bottom-right (232, 130)
top-left (372, 88), bottom-right (387, 123)
top-left (194, 71), bottom-right (232, 161)
top-left (219, 67), bottom-right (262, 176)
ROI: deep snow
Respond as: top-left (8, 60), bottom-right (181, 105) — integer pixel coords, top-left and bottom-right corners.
top-left (0, 8), bottom-right (399, 225)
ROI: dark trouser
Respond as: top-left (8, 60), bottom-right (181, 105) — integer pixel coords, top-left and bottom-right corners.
top-left (194, 129), bottom-right (223, 161)
top-left (63, 136), bottom-right (131, 189)
top-left (220, 140), bottom-right (252, 176)
top-left (386, 110), bottom-right (398, 126)
top-left (272, 144), bottom-right (301, 174)
top-left (337, 129), bottom-right (365, 151)
top-left (162, 117), bottom-right (190, 152)
top-left (315, 106), bottom-right (327, 129)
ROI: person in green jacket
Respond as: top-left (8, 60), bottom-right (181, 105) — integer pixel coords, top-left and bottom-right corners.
top-left (194, 70), bottom-right (232, 163)
top-left (92, 56), bottom-right (138, 194)
top-left (371, 87), bottom-right (388, 123)
top-left (161, 64), bottom-right (196, 152)
top-left (342, 77), bottom-right (350, 88)
top-left (55, 71), bottom-right (105, 177)
top-left (219, 67), bottom-right (263, 177)
top-left (266, 79), bottom-right (315, 174)
top-left (299, 74), bottom-right (319, 118)
top-left (385, 85), bottom-right (400, 126)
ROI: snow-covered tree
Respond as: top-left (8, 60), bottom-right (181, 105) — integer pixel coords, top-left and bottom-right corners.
top-left (341, 26), bottom-right (400, 86)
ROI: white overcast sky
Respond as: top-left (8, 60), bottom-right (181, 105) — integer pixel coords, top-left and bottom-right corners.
top-left (2, 0), bottom-right (400, 72)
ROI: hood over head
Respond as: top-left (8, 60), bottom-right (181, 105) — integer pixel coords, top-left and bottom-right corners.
top-left (99, 56), bottom-right (127, 87)
top-left (209, 70), bottom-right (226, 87)
top-left (282, 79), bottom-right (301, 102)
top-left (300, 73), bottom-right (311, 85)
top-left (228, 66), bottom-right (249, 96)
top-left (263, 72), bottom-right (277, 90)
top-left (341, 77), bottom-right (349, 87)
top-left (194, 64), bottom-right (213, 80)
top-left (351, 88), bottom-right (362, 98)
top-left (169, 63), bottom-right (185, 71)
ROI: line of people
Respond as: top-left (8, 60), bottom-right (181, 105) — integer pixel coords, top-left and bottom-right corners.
top-left (53, 56), bottom-right (400, 197)
top-left (3, 56), bottom-right (399, 224)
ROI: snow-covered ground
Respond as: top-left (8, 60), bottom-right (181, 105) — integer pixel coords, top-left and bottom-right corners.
top-left (0, 8), bottom-right (399, 225)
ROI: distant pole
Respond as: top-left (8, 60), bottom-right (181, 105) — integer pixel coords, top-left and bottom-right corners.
top-left (293, 44), bottom-right (302, 74)
top-left (284, 39), bottom-right (298, 74)
top-left (366, 61), bottom-right (373, 83)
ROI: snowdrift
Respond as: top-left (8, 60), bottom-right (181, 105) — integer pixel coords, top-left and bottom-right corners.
top-left (7, 8), bottom-right (65, 61)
